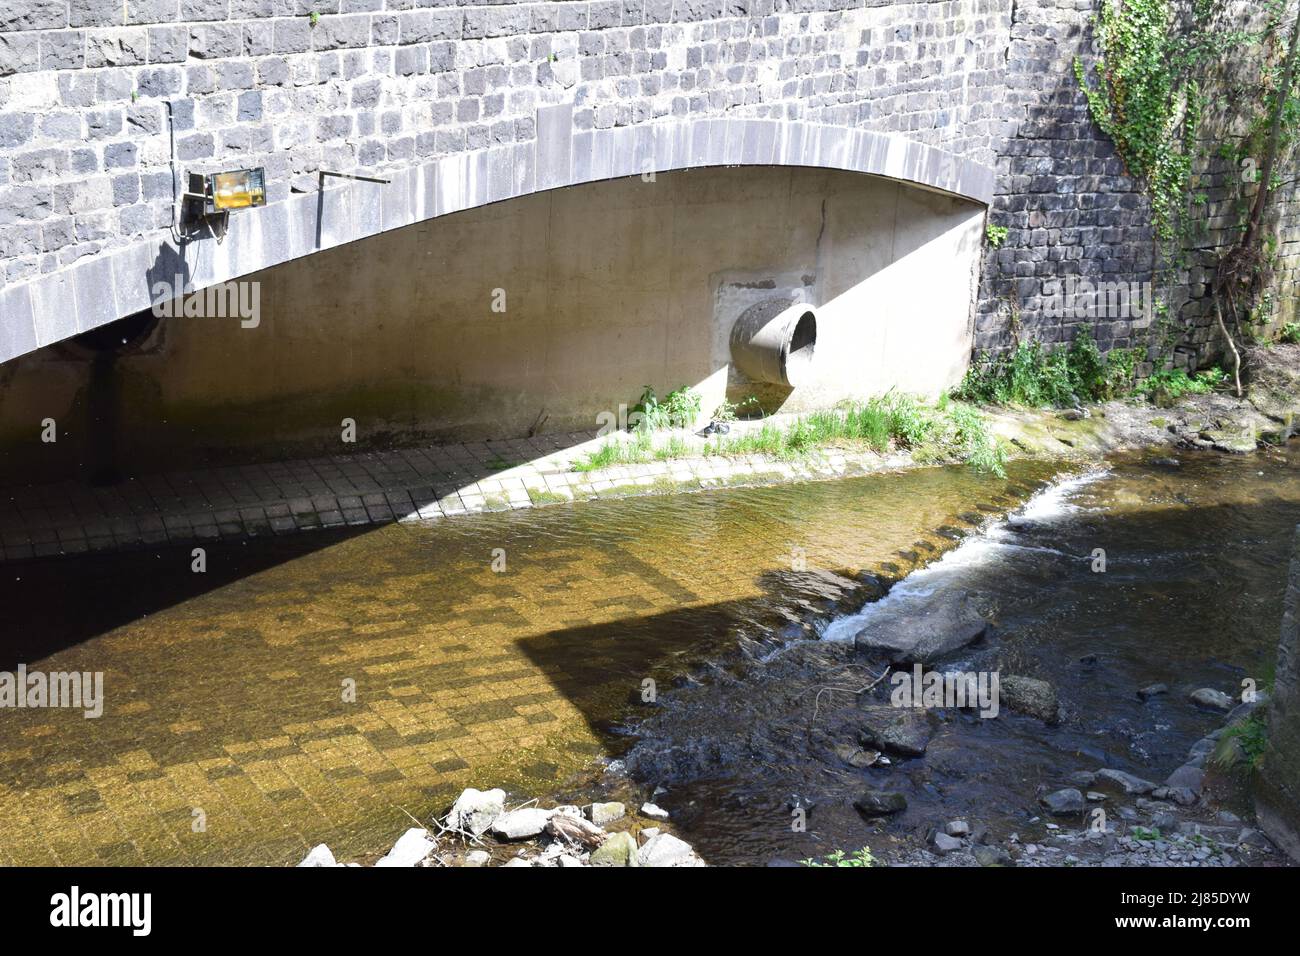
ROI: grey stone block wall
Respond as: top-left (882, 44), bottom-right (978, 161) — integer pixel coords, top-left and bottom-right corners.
top-left (0, 1), bottom-right (1011, 292)
top-left (975, 0), bottom-right (1300, 367)
top-left (1, 1), bottom-right (1295, 364)
top-left (974, 0), bottom-right (1158, 361)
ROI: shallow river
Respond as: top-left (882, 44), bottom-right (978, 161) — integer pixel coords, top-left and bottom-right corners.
top-left (0, 448), bottom-right (1295, 865)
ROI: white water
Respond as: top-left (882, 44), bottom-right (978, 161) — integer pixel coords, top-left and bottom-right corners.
top-left (819, 468), bottom-right (1110, 644)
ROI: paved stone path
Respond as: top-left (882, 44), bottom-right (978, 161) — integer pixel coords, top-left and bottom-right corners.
top-left (0, 445), bottom-right (1016, 866)
top-left (0, 416), bottom-right (892, 563)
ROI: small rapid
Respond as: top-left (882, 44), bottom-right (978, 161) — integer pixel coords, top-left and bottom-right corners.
top-left (618, 450), bottom-right (1300, 864)
top-left (820, 469), bottom-right (1109, 645)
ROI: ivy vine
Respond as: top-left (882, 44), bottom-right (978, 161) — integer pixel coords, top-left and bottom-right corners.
top-left (1073, 0), bottom-right (1214, 245)
top-left (1075, 0), bottom-right (1300, 389)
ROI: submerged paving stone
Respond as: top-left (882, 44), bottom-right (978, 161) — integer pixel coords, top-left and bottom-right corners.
top-left (0, 455), bottom-right (1049, 865)
top-left (0, 421), bottom-right (917, 563)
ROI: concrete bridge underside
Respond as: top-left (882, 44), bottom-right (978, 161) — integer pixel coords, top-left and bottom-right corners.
top-left (0, 113), bottom-right (993, 365)
top-left (0, 160), bottom-right (986, 479)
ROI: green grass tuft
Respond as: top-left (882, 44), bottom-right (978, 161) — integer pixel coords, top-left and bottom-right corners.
top-left (955, 325), bottom-right (1144, 407)
top-left (574, 393), bottom-right (1006, 476)
top-left (801, 847), bottom-right (878, 867)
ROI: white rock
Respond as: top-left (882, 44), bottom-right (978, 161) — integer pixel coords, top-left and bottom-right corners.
top-left (932, 832), bottom-right (963, 853)
top-left (640, 827), bottom-right (661, 842)
top-left (446, 787), bottom-right (506, 836)
top-left (296, 843), bottom-right (337, 867)
top-left (375, 827), bottom-right (436, 867)
top-left (492, 807), bottom-right (552, 840)
top-left (1189, 688), bottom-right (1233, 711)
top-left (587, 801), bottom-right (626, 826)
top-left (640, 802), bottom-right (670, 820)
top-left (558, 855), bottom-right (584, 868)
top-left (463, 849), bottom-right (491, 867)
top-left (503, 856), bottom-right (533, 867)
top-left (637, 832), bottom-right (703, 867)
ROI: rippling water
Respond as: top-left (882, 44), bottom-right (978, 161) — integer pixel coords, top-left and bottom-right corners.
top-left (3, 447), bottom-right (1294, 866)
top-left (0, 461), bottom-right (1047, 865)
top-left (621, 448), bottom-right (1300, 864)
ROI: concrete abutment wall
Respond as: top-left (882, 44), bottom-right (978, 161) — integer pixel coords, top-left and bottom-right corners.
top-left (0, 165), bottom-right (982, 477)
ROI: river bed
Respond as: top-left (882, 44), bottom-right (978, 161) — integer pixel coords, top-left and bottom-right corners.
top-left (0, 446), bottom-right (1295, 865)
top-left (618, 448), bottom-right (1300, 864)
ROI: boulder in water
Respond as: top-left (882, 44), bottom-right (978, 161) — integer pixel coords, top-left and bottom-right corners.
top-left (854, 591), bottom-right (989, 664)
top-left (1189, 688), bottom-right (1234, 711)
top-left (860, 709), bottom-right (933, 757)
top-left (1000, 675), bottom-right (1061, 724)
top-left (1095, 768), bottom-right (1158, 795)
top-left (491, 808), bottom-right (551, 840)
top-left (446, 787), bottom-right (506, 836)
top-left (375, 828), bottom-right (436, 867)
top-left (834, 743), bottom-right (881, 768)
top-left (637, 832), bottom-right (704, 867)
top-left (590, 831), bottom-right (639, 867)
top-left (640, 802), bottom-right (670, 820)
top-left (586, 802), bottom-right (626, 826)
top-left (854, 790), bottom-right (908, 818)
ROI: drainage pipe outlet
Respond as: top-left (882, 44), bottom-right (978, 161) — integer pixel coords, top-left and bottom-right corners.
top-left (729, 299), bottom-right (818, 387)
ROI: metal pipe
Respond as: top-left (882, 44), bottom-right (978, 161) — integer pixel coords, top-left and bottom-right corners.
top-left (729, 298), bottom-right (818, 387)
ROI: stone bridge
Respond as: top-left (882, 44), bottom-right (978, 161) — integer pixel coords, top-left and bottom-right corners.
top-left (1, 1), bottom-right (1010, 365)
top-left (0, 112), bottom-right (993, 363)
top-left (1, 1), bottom-right (1292, 475)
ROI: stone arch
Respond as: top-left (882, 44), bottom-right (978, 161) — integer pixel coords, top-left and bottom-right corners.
top-left (0, 115), bottom-right (993, 366)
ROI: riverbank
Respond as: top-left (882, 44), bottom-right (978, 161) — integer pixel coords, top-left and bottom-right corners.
top-left (6, 346), bottom-right (1296, 564)
top-left (6, 353), bottom-right (1298, 867)
top-left (981, 344), bottom-right (1300, 460)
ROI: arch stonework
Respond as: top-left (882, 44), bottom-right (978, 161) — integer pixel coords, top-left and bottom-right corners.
top-left (0, 112), bottom-right (992, 366)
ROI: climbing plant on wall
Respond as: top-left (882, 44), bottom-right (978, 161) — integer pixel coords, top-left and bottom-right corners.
top-left (1214, 0), bottom-right (1300, 390)
top-left (1077, 0), bottom-right (1300, 393)
top-left (1073, 0), bottom-right (1215, 245)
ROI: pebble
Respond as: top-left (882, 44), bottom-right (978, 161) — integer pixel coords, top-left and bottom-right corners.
top-left (297, 844), bottom-right (338, 868)
top-left (640, 802), bottom-right (671, 820)
top-left (375, 828), bottom-right (436, 867)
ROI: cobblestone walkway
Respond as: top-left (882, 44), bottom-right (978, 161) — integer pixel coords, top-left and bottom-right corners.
top-left (0, 417), bottom-right (897, 563)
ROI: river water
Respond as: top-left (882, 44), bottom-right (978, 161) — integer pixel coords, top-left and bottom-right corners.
top-left (0, 448), bottom-right (1295, 865)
